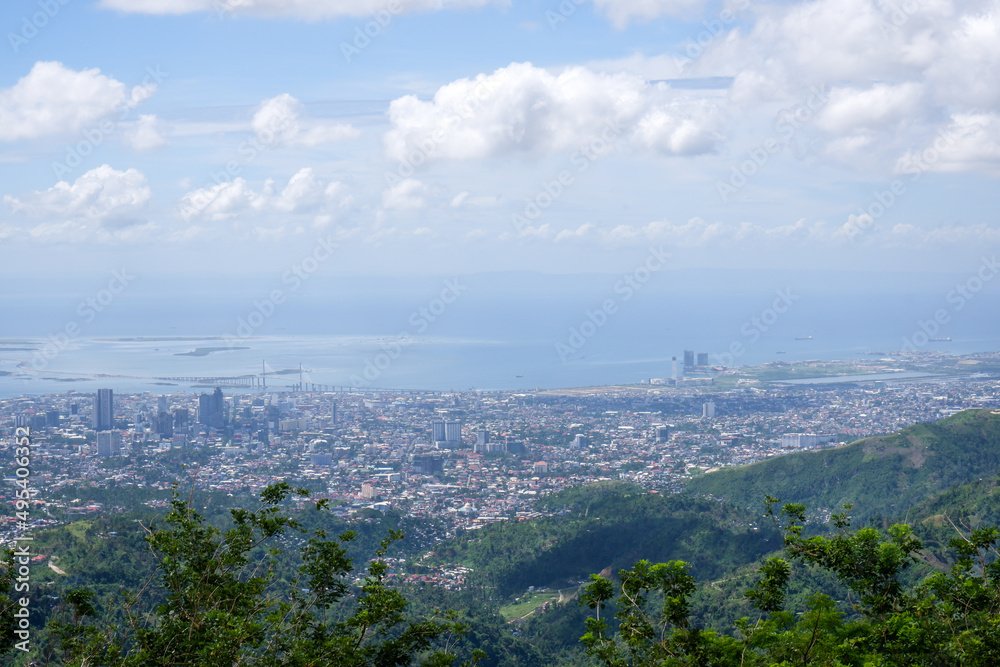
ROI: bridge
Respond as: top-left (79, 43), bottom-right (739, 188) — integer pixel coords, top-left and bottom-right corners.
top-left (5, 358), bottom-right (441, 394)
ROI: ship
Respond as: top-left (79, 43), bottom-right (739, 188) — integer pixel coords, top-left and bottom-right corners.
top-left (795, 335), bottom-right (813, 340)
top-left (929, 337), bottom-right (951, 342)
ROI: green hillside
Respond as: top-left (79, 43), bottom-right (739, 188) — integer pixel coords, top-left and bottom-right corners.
top-left (684, 409), bottom-right (1000, 519)
top-left (431, 482), bottom-right (778, 598)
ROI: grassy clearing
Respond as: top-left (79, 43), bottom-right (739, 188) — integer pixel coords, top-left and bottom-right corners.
top-left (500, 592), bottom-right (561, 622)
top-left (65, 521), bottom-right (93, 541)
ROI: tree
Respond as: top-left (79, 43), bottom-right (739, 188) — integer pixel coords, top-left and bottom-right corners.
top-left (579, 497), bottom-right (1000, 666)
top-left (50, 483), bottom-right (482, 667)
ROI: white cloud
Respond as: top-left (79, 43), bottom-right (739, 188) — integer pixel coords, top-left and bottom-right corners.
top-left (384, 62), bottom-right (724, 162)
top-left (4, 165), bottom-right (151, 229)
top-left (382, 178), bottom-right (428, 210)
top-left (178, 178), bottom-right (267, 222)
top-left (178, 168), bottom-right (347, 221)
top-left (127, 114), bottom-right (167, 150)
top-left (926, 8), bottom-right (1000, 109)
top-left (590, 0), bottom-right (708, 29)
top-left (98, 0), bottom-right (501, 19)
top-left (816, 83), bottom-right (924, 135)
top-left (252, 94), bottom-right (359, 147)
top-left (0, 62), bottom-right (155, 142)
top-left (507, 216), bottom-right (1000, 251)
top-left (894, 113), bottom-right (1000, 175)
top-left (660, 0), bottom-right (1000, 172)
top-left (450, 191), bottom-right (500, 208)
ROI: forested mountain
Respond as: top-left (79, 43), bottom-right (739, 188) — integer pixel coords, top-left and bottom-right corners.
top-left (433, 482), bottom-right (777, 599)
top-left (685, 408), bottom-right (1000, 520)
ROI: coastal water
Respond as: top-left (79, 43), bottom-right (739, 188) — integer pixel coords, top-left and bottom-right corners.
top-left (2, 270), bottom-right (998, 397)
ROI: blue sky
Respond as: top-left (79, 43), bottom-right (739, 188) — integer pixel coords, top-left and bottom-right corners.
top-left (2, 0), bottom-right (1000, 288)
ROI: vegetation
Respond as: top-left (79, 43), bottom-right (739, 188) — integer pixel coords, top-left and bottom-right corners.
top-left (12, 410), bottom-right (1000, 665)
top-left (432, 482), bottom-right (777, 600)
top-left (579, 497), bottom-right (1000, 666)
top-left (685, 408), bottom-right (1000, 520)
top-left (22, 484), bottom-right (480, 667)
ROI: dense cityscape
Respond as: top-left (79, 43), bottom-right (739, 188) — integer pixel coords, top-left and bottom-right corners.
top-left (7, 349), bottom-right (1000, 584)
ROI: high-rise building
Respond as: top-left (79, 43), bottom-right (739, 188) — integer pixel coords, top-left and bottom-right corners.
top-left (46, 410), bottom-right (60, 428)
top-left (476, 429), bottom-right (489, 447)
top-left (671, 356), bottom-right (678, 379)
top-left (156, 411), bottom-right (173, 437)
top-left (431, 419), bottom-right (462, 447)
top-left (655, 425), bottom-right (670, 442)
top-left (697, 352), bottom-right (708, 366)
top-left (94, 388), bottom-right (114, 431)
top-left (198, 388), bottom-right (225, 429)
top-left (780, 433), bottom-right (836, 448)
top-left (412, 454), bottom-right (444, 475)
top-left (431, 420), bottom-right (447, 442)
top-left (96, 430), bottom-right (121, 457)
top-left (173, 408), bottom-right (189, 429)
top-left (702, 401), bottom-right (716, 418)
top-left (331, 401), bottom-right (338, 425)
top-left (683, 350), bottom-right (695, 368)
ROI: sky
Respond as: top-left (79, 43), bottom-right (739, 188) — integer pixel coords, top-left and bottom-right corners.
top-left (1, 0), bottom-right (1000, 290)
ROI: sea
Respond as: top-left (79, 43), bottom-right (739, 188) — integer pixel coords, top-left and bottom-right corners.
top-left (2, 270), bottom-right (998, 398)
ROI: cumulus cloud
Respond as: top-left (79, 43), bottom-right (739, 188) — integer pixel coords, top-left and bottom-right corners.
top-left (0, 62), bottom-right (155, 142)
top-left (98, 0), bottom-right (500, 19)
top-left (382, 178), bottom-right (428, 210)
top-left (666, 0), bottom-right (1000, 172)
top-left (127, 114), bottom-right (167, 150)
top-left (4, 165), bottom-right (151, 229)
top-left (894, 113), bottom-right (1000, 175)
top-left (815, 83), bottom-right (924, 135)
top-left (178, 167), bottom-right (347, 221)
top-left (926, 8), bottom-right (1000, 109)
top-left (252, 94), bottom-right (359, 147)
top-left (384, 62), bottom-right (724, 163)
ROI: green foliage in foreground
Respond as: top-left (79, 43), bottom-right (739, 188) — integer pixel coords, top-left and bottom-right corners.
top-left (39, 483), bottom-right (481, 667)
top-left (580, 496), bottom-right (1000, 666)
